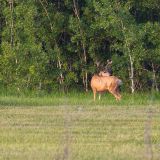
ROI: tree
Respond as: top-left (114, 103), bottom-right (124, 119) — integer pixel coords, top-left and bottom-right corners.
top-left (0, 0), bottom-right (160, 92)
top-left (0, 0), bottom-right (47, 90)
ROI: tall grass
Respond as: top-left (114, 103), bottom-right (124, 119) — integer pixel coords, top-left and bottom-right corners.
top-left (0, 89), bottom-right (159, 107)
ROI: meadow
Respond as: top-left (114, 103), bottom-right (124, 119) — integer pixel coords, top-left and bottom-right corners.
top-left (0, 92), bottom-right (160, 160)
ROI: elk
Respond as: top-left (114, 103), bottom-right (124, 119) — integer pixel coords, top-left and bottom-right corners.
top-left (91, 71), bottom-right (122, 101)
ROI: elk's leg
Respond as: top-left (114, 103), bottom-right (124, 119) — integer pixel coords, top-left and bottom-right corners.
top-left (112, 92), bottom-right (120, 101)
top-left (109, 87), bottom-right (121, 101)
top-left (116, 93), bottom-right (121, 100)
top-left (115, 94), bottom-right (121, 101)
top-left (99, 92), bottom-right (101, 100)
top-left (115, 88), bottom-right (121, 100)
top-left (92, 89), bottom-right (96, 101)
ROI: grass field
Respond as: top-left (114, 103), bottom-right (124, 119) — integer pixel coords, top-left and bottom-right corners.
top-left (0, 93), bottom-right (160, 160)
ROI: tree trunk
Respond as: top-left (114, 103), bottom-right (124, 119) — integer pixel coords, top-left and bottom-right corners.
top-left (39, 0), bottom-right (53, 31)
top-left (73, 0), bottom-right (88, 92)
top-left (151, 63), bottom-right (158, 92)
top-left (120, 20), bottom-right (135, 93)
top-left (129, 54), bottom-right (135, 93)
top-left (9, 0), bottom-right (14, 47)
top-left (57, 56), bottom-right (64, 85)
top-left (85, 72), bottom-right (88, 92)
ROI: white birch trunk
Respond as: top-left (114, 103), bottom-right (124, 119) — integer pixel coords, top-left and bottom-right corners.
top-left (9, 0), bottom-right (14, 47)
top-left (120, 20), bottom-right (135, 93)
top-left (73, 0), bottom-right (88, 92)
top-left (129, 54), bottom-right (135, 93)
top-left (57, 55), bottom-right (64, 85)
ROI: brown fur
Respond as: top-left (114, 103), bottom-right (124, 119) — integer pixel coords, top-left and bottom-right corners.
top-left (91, 75), bottom-right (122, 101)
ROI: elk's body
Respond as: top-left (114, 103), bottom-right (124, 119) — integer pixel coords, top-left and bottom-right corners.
top-left (91, 74), bottom-right (122, 101)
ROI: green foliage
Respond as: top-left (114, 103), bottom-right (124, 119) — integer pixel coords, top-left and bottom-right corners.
top-left (0, 0), bottom-right (160, 92)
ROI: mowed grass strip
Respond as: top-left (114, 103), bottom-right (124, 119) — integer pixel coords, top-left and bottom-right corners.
top-left (0, 105), bottom-right (160, 160)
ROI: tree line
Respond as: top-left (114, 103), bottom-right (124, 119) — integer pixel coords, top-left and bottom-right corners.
top-left (0, 0), bottom-right (160, 93)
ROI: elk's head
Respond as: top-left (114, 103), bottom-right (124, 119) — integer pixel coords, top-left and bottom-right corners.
top-left (99, 71), bottom-right (110, 77)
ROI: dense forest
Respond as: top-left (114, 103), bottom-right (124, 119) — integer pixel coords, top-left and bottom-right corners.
top-left (0, 0), bottom-right (160, 93)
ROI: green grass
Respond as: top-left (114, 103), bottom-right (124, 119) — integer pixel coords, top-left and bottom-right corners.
top-left (0, 92), bottom-right (159, 159)
top-left (0, 91), bottom-right (159, 106)
top-left (0, 105), bottom-right (160, 160)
